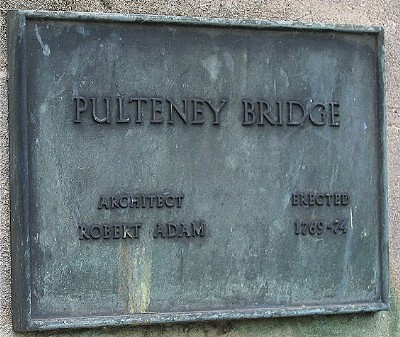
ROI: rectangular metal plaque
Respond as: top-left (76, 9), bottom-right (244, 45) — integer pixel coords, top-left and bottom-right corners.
top-left (8, 10), bottom-right (388, 331)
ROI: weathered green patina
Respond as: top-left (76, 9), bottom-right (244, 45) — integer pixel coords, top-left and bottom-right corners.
top-left (8, 10), bottom-right (388, 331)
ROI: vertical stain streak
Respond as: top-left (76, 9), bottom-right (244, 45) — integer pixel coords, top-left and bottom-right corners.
top-left (118, 236), bottom-right (153, 313)
top-left (241, 50), bottom-right (248, 94)
top-left (350, 207), bottom-right (353, 230)
top-left (34, 24), bottom-right (51, 56)
top-left (337, 207), bottom-right (354, 296)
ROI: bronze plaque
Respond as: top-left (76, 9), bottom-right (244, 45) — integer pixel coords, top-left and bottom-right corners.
top-left (8, 10), bottom-right (388, 331)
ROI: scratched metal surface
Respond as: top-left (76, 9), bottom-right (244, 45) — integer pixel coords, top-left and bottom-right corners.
top-left (8, 10), bottom-right (388, 331)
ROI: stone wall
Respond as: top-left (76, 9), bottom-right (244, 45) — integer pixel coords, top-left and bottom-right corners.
top-left (1, 0), bottom-right (400, 336)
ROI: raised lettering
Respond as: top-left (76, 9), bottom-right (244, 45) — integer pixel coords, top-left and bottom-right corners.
top-left (276, 101), bottom-right (284, 125)
top-left (74, 96), bottom-right (88, 123)
top-left (167, 99), bottom-right (188, 124)
top-left (129, 98), bottom-right (147, 123)
top-left (90, 225), bottom-right (102, 239)
top-left (156, 196), bottom-right (163, 207)
top-left (192, 99), bottom-right (205, 124)
top-left (150, 98), bottom-right (163, 124)
top-left (117, 97), bottom-right (130, 123)
top-left (287, 101), bottom-right (306, 126)
top-left (129, 197), bottom-right (139, 208)
top-left (153, 224), bottom-right (165, 238)
top-left (103, 225), bottom-right (111, 239)
top-left (123, 225), bottom-right (133, 239)
top-left (192, 221), bottom-right (205, 237)
top-left (98, 196), bottom-right (109, 209)
top-left (78, 225), bottom-right (90, 240)
top-left (242, 100), bottom-right (256, 125)
top-left (113, 225), bottom-right (121, 239)
top-left (309, 103), bottom-right (326, 126)
top-left (316, 194), bottom-right (324, 205)
top-left (258, 101), bottom-right (275, 125)
top-left (167, 223), bottom-right (177, 238)
top-left (206, 100), bottom-right (227, 125)
top-left (179, 223), bottom-right (192, 237)
top-left (341, 193), bottom-right (350, 205)
top-left (148, 195), bottom-right (155, 208)
top-left (110, 196), bottom-right (119, 209)
top-left (292, 194), bottom-right (299, 206)
top-left (92, 97), bottom-right (111, 124)
top-left (165, 196), bottom-right (174, 207)
top-left (329, 102), bottom-right (340, 126)
top-left (119, 195), bottom-right (129, 208)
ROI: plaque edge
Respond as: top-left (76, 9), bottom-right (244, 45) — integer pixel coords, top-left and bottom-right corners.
top-left (7, 10), bottom-right (33, 332)
top-left (377, 27), bottom-right (390, 310)
top-left (7, 9), bottom-right (384, 34)
top-left (25, 301), bottom-right (389, 331)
